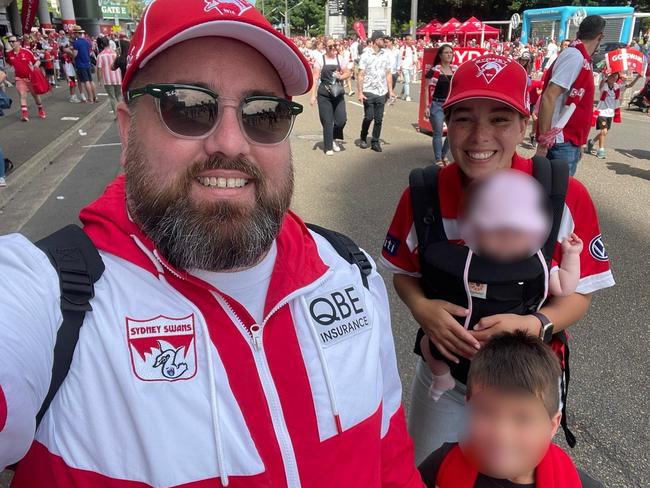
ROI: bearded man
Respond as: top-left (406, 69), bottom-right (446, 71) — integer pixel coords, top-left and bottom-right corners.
top-left (0, 1), bottom-right (424, 487)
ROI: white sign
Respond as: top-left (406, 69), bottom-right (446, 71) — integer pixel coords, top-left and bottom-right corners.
top-left (510, 13), bottom-right (521, 30)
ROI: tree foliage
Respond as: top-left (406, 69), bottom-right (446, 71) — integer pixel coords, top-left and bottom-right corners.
top-left (260, 0), bottom-right (650, 37)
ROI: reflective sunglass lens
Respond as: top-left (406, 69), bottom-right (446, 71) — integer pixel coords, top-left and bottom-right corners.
top-left (158, 88), bottom-right (218, 138)
top-left (241, 99), bottom-right (294, 144)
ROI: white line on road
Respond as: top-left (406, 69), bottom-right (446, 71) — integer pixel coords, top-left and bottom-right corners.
top-left (61, 116), bottom-right (80, 121)
top-left (349, 101), bottom-right (364, 108)
top-left (82, 142), bottom-right (122, 148)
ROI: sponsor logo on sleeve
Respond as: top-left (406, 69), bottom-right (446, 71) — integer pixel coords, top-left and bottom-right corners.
top-left (589, 234), bottom-right (609, 262)
top-left (308, 286), bottom-right (371, 347)
top-left (383, 233), bottom-right (400, 257)
top-left (126, 314), bottom-right (197, 382)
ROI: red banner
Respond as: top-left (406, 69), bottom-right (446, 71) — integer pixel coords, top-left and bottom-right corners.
top-left (606, 48), bottom-right (647, 76)
top-left (21, 0), bottom-right (39, 34)
top-left (353, 21), bottom-right (367, 42)
top-left (418, 47), bottom-right (489, 132)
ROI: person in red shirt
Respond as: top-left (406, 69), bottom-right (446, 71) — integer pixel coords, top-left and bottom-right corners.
top-left (5, 36), bottom-right (46, 121)
top-left (380, 54), bottom-right (614, 464)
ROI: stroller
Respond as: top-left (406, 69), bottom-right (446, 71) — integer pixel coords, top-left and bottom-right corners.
top-left (628, 78), bottom-right (650, 112)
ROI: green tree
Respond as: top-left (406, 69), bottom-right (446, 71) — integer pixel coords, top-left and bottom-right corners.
top-left (260, 0), bottom-right (324, 36)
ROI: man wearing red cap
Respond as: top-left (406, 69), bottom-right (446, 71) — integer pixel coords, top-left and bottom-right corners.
top-left (0, 1), bottom-right (423, 487)
top-left (380, 54), bottom-right (614, 464)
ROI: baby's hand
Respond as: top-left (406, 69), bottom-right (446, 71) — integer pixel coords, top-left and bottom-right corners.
top-left (561, 233), bottom-right (583, 255)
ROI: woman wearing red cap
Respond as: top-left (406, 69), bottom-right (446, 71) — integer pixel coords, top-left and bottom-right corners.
top-left (379, 54), bottom-right (615, 464)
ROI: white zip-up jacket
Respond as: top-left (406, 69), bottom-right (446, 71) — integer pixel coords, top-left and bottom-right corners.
top-left (0, 175), bottom-right (424, 488)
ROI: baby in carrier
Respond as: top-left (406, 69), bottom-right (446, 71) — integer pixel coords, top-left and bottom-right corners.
top-left (421, 169), bottom-right (583, 400)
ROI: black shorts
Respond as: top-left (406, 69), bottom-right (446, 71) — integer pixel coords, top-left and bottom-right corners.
top-left (76, 67), bottom-right (93, 83)
top-left (45, 68), bottom-right (54, 76)
top-left (597, 116), bottom-right (612, 130)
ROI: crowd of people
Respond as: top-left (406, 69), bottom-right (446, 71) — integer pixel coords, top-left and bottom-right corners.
top-left (296, 25), bottom-right (649, 172)
top-left (0, 28), bottom-right (131, 188)
top-left (0, 4), bottom-right (642, 486)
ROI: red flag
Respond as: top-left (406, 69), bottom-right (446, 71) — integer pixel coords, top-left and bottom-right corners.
top-left (21, 0), bottom-right (39, 34)
top-left (353, 21), bottom-right (367, 42)
top-left (606, 48), bottom-right (646, 75)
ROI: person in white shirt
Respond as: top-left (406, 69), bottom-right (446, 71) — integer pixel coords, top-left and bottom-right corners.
top-left (385, 37), bottom-right (400, 98)
top-left (542, 39), bottom-right (558, 71)
top-left (357, 32), bottom-right (396, 152)
top-left (397, 35), bottom-right (417, 101)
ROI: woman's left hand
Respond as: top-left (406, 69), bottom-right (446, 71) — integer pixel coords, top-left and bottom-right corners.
top-left (470, 313), bottom-right (540, 345)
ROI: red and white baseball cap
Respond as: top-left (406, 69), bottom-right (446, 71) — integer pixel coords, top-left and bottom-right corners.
top-left (122, 0), bottom-right (312, 97)
top-left (443, 55), bottom-right (530, 116)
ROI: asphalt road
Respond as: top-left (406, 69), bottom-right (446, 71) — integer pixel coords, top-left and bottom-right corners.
top-left (2, 82), bottom-right (648, 487)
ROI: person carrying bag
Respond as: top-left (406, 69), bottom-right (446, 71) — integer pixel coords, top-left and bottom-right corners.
top-left (310, 41), bottom-right (351, 156)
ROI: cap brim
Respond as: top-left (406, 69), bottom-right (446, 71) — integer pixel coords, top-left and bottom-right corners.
top-left (137, 20), bottom-right (311, 96)
top-left (444, 90), bottom-right (530, 116)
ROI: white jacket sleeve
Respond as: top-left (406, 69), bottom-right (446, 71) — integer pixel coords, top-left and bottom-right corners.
top-left (0, 234), bottom-right (62, 468)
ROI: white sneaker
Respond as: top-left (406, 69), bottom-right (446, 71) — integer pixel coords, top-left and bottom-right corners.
top-left (405, 96), bottom-right (412, 102)
top-left (325, 150), bottom-right (334, 156)
top-left (0, 177), bottom-right (6, 187)
top-left (333, 143), bottom-right (341, 152)
top-left (70, 95), bottom-right (80, 103)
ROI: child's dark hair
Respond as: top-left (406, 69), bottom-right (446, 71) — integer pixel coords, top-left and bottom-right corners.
top-left (467, 330), bottom-right (561, 417)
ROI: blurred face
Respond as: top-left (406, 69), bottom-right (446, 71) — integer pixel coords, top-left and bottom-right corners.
top-left (475, 228), bottom-right (537, 261)
top-left (446, 99), bottom-right (528, 181)
top-left (117, 37), bottom-right (294, 272)
top-left (462, 387), bottom-right (561, 482)
top-left (326, 41), bottom-right (338, 54)
top-left (375, 37), bottom-right (385, 49)
top-left (405, 36), bottom-right (413, 46)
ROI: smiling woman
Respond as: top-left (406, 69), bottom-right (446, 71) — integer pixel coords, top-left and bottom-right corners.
top-left (379, 54), bottom-right (615, 465)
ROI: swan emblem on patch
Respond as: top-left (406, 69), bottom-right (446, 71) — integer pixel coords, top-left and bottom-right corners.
top-left (126, 314), bottom-right (198, 382)
top-left (204, 0), bottom-right (253, 16)
top-left (475, 57), bottom-right (508, 84)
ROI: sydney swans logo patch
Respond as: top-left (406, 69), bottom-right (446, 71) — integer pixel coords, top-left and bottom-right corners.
top-left (126, 314), bottom-right (197, 382)
top-left (475, 57), bottom-right (508, 84)
top-left (204, 0), bottom-right (253, 15)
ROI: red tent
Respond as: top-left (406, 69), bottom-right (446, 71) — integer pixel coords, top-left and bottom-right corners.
top-left (439, 18), bottom-right (462, 36)
top-left (416, 20), bottom-right (442, 36)
top-left (458, 17), bottom-right (500, 39)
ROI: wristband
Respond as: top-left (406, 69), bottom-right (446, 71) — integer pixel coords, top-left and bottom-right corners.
top-left (537, 127), bottom-right (562, 148)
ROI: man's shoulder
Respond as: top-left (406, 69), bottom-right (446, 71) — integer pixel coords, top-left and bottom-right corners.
top-left (0, 233), bottom-right (59, 286)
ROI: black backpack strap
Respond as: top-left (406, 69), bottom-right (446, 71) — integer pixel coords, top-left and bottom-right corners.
top-left (409, 165), bottom-right (447, 258)
top-left (34, 224), bottom-right (104, 429)
top-left (306, 223), bottom-right (372, 289)
top-left (532, 155), bottom-right (569, 264)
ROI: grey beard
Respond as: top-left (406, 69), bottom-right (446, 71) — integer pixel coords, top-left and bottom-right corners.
top-left (123, 131), bottom-right (293, 272)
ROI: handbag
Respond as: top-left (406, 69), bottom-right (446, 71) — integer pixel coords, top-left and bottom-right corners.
top-left (0, 89), bottom-right (11, 110)
top-left (322, 54), bottom-right (345, 99)
top-left (29, 68), bottom-right (50, 95)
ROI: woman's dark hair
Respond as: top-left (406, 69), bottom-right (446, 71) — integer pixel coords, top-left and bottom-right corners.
top-left (467, 330), bottom-right (562, 417)
top-left (433, 44), bottom-right (453, 66)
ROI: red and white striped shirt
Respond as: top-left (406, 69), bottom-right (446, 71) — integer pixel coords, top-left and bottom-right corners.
top-left (96, 48), bottom-right (122, 86)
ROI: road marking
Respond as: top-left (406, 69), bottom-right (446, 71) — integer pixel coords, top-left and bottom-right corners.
top-left (349, 101), bottom-right (364, 108)
top-left (61, 116), bottom-right (80, 121)
top-left (82, 142), bottom-right (122, 148)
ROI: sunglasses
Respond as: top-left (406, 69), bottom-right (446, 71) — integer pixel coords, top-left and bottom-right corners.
top-left (125, 83), bottom-right (303, 145)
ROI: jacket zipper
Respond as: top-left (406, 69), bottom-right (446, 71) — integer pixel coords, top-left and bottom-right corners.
top-left (213, 271), bottom-right (332, 488)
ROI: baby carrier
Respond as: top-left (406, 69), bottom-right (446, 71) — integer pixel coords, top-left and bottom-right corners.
top-left (409, 156), bottom-right (577, 447)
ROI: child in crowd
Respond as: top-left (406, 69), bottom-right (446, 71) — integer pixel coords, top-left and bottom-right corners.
top-left (419, 330), bottom-right (604, 488)
top-left (61, 49), bottom-right (83, 103)
top-left (420, 170), bottom-right (582, 401)
top-left (587, 70), bottom-right (641, 159)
